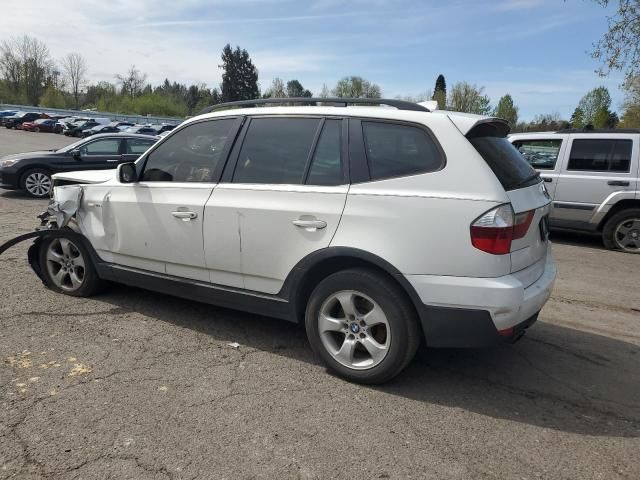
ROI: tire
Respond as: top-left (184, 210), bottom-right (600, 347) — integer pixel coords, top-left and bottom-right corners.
top-left (38, 235), bottom-right (105, 297)
top-left (21, 168), bottom-right (52, 198)
top-left (34, 127), bottom-right (40, 133)
top-left (602, 208), bottom-right (640, 254)
top-left (305, 268), bottom-right (420, 384)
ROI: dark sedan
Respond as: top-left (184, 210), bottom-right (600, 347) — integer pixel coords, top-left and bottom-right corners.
top-left (0, 133), bottom-right (159, 197)
top-left (64, 120), bottom-right (102, 137)
top-left (5, 112), bottom-right (47, 129)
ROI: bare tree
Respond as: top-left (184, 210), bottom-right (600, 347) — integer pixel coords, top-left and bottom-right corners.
top-left (116, 65), bottom-right (147, 97)
top-left (448, 82), bottom-right (491, 115)
top-left (61, 53), bottom-right (87, 109)
top-left (0, 35), bottom-right (52, 105)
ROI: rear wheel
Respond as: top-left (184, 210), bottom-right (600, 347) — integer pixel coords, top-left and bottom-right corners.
top-left (33, 127), bottom-right (40, 133)
top-left (38, 236), bottom-right (105, 296)
top-left (305, 269), bottom-right (420, 384)
top-left (21, 169), bottom-right (52, 198)
top-left (603, 208), bottom-right (640, 253)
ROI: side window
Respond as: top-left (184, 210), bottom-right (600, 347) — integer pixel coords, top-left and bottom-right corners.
top-left (82, 139), bottom-right (121, 155)
top-left (568, 139), bottom-right (632, 173)
top-left (126, 138), bottom-right (156, 154)
top-left (233, 117), bottom-right (320, 184)
top-left (512, 139), bottom-right (562, 170)
top-left (141, 119), bottom-right (235, 182)
top-left (306, 119), bottom-right (343, 186)
top-left (362, 121), bottom-right (443, 180)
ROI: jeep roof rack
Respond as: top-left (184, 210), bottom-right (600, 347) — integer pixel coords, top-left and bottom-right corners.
top-left (555, 127), bottom-right (640, 134)
top-left (198, 97), bottom-right (430, 115)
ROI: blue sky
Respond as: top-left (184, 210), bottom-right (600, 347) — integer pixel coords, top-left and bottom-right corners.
top-left (0, 0), bottom-right (625, 120)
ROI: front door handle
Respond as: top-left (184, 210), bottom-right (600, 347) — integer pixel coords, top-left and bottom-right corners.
top-left (542, 177), bottom-right (553, 183)
top-left (292, 219), bottom-right (327, 230)
top-left (607, 180), bottom-right (630, 187)
top-left (172, 211), bottom-right (198, 221)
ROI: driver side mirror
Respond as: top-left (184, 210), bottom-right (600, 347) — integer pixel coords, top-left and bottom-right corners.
top-left (72, 149), bottom-right (82, 160)
top-left (118, 162), bottom-right (137, 183)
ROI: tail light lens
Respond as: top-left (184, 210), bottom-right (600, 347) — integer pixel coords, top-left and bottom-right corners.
top-left (470, 205), bottom-right (535, 255)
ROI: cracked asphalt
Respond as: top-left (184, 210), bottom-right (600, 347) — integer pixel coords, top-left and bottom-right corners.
top-left (1, 128), bottom-right (639, 479)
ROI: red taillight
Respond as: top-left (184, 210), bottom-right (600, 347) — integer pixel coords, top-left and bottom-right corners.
top-left (470, 205), bottom-right (535, 255)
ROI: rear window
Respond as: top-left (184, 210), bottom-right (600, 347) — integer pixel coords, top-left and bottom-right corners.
top-left (468, 136), bottom-right (539, 191)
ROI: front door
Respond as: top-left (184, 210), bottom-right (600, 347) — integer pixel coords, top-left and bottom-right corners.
top-left (204, 116), bottom-right (347, 293)
top-left (76, 137), bottom-right (125, 169)
top-left (106, 118), bottom-right (240, 281)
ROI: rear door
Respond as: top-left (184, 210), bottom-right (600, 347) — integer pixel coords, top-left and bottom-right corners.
top-left (204, 116), bottom-right (347, 292)
top-left (552, 134), bottom-right (638, 227)
top-left (122, 137), bottom-right (157, 162)
top-left (468, 124), bottom-right (551, 275)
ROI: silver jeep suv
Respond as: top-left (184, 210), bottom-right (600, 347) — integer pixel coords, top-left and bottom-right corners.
top-left (510, 129), bottom-right (640, 253)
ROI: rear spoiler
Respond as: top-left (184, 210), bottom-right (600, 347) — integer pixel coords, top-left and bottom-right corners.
top-left (465, 118), bottom-right (511, 139)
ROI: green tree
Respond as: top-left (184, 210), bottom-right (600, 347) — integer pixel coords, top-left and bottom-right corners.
top-left (286, 79), bottom-right (312, 98)
top-left (448, 82), bottom-right (491, 115)
top-left (432, 74), bottom-right (447, 109)
top-left (493, 94), bottom-right (519, 127)
top-left (620, 76), bottom-right (640, 127)
top-left (220, 44), bottom-right (259, 102)
top-left (576, 86), bottom-right (614, 126)
top-left (570, 107), bottom-right (585, 128)
top-left (332, 76), bottom-right (381, 98)
top-left (39, 85), bottom-right (65, 108)
top-left (590, 0), bottom-right (640, 80)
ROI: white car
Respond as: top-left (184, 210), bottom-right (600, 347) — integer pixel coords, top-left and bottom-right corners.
top-left (17, 98), bottom-right (556, 383)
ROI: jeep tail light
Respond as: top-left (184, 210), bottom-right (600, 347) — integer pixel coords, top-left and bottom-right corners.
top-left (470, 205), bottom-right (514, 255)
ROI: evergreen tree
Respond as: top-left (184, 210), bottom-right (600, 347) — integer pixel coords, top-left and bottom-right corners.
top-left (286, 79), bottom-right (312, 98)
top-left (220, 44), bottom-right (259, 102)
top-left (570, 107), bottom-right (585, 128)
top-left (432, 74), bottom-right (447, 109)
top-left (493, 94), bottom-right (519, 127)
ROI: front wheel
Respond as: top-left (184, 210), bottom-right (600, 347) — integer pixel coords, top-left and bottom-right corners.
top-left (21, 169), bottom-right (52, 198)
top-left (305, 269), bottom-right (420, 384)
top-left (602, 208), bottom-right (640, 253)
top-left (38, 235), bottom-right (105, 296)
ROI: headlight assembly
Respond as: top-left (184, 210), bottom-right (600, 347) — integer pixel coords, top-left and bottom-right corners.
top-left (1, 158), bottom-right (21, 168)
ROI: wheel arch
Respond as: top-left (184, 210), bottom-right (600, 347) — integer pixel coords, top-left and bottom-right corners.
top-left (282, 247), bottom-right (425, 332)
top-left (18, 164), bottom-right (52, 188)
top-left (597, 198), bottom-right (640, 231)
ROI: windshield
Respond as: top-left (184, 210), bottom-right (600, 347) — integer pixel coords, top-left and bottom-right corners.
top-left (56, 138), bottom-right (89, 153)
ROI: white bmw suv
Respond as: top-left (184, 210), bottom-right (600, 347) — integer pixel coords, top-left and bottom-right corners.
top-left (11, 98), bottom-right (556, 384)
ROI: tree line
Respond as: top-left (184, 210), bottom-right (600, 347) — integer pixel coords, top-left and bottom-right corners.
top-left (1, 34), bottom-right (639, 130)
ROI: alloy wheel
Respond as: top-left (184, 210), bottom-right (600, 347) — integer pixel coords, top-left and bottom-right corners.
top-left (45, 238), bottom-right (86, 291)
top-left (614, 218), bottom-right (640, 252)
top-left (318, 290), bottom-right (391, 370)
top-left (24, 172), bottom-right (51, 197)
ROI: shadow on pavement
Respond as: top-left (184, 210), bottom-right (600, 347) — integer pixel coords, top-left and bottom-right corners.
top-left (94, 283), bottom-right (640, 438)
top-left (550, 230), bottom-right (605, 250)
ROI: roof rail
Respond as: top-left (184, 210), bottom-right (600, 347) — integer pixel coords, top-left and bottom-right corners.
top-left (198, 97), bottom-right (430, 115)
top-left (555, 127), bottom-right (640, 134)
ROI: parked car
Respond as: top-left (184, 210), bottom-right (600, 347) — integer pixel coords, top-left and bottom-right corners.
top-left (20, 98), bottom-right (556, 384)
top-left (22, 119), bottom-right (62, 134)
top-left (64, 120), bottom-right (102, 137)
top-left (82, 124), bottom-right (122, 137)
top-left (0, 110), bottom-right (17, 125)
top-left (152, 124), bottom-right (176, 134)
top-left (111, 121), bottom-right (134, 129)
top-left (5, 112), bottom-right (47, 129)
top-left (123, 125), bottom-right (159, 136)
top-left (510, 129), bottom-right (640, 253)
top-left (0, 133), bottom-right (158, 197)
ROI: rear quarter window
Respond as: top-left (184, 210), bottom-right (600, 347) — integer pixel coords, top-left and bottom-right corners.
top-left (362, 121), bottom-right (444, 180)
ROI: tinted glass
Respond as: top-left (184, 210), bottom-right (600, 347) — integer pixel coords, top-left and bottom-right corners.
top-left (83, 139), bottom-right (121, 155)
top-left (307, 119), bottom-right (343, 186)
top-left (568, 139), bottom-right (632, 172)
top-left (141, 119), bottom-right (235, 182)
top-left (362, 122), bottom-right (443, 180)
top-left (469, 136), bottom-right (539, 190)
top-left (126, 138), bottom-right (156, 154)
top-left (233, 118), bottom-right (320, 184)
top-left (513, 139), bottom-right (562, 170)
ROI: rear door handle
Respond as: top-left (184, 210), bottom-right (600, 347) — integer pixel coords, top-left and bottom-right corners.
top-left (607, 180), bottom-right (630, 187)
top-left (292, 219), bottom-right (327, 230)
top-left (172, 211), bottom-right (198, 221)
top-left (542, 177), bottom-right (552, 183)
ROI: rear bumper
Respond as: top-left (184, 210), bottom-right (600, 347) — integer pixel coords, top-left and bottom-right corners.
top-left (407, 248), bottom-right (556, 348)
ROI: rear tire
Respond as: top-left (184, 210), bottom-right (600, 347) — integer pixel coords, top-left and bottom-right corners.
top-left (34, 127), bottom-right (40, 133)
top-left (305, 268), bottom-right (420, 384)
top-left (38, 235), bottom-right (105, 297)
top-left (602, 208), bottom-right (640, 253)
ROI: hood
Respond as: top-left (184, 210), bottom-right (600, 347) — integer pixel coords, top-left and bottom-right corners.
top-left (2, 150), bottom-right (58, 161)
top-left (52, 169), bottom-right (117, 184)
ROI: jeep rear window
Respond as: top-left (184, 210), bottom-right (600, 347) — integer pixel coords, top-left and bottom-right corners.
top-left (468, 136), bottom-right (539, 191)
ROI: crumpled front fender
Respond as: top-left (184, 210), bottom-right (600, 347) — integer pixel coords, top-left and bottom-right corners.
top-left (46, 185), bottom-right (83, 228)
